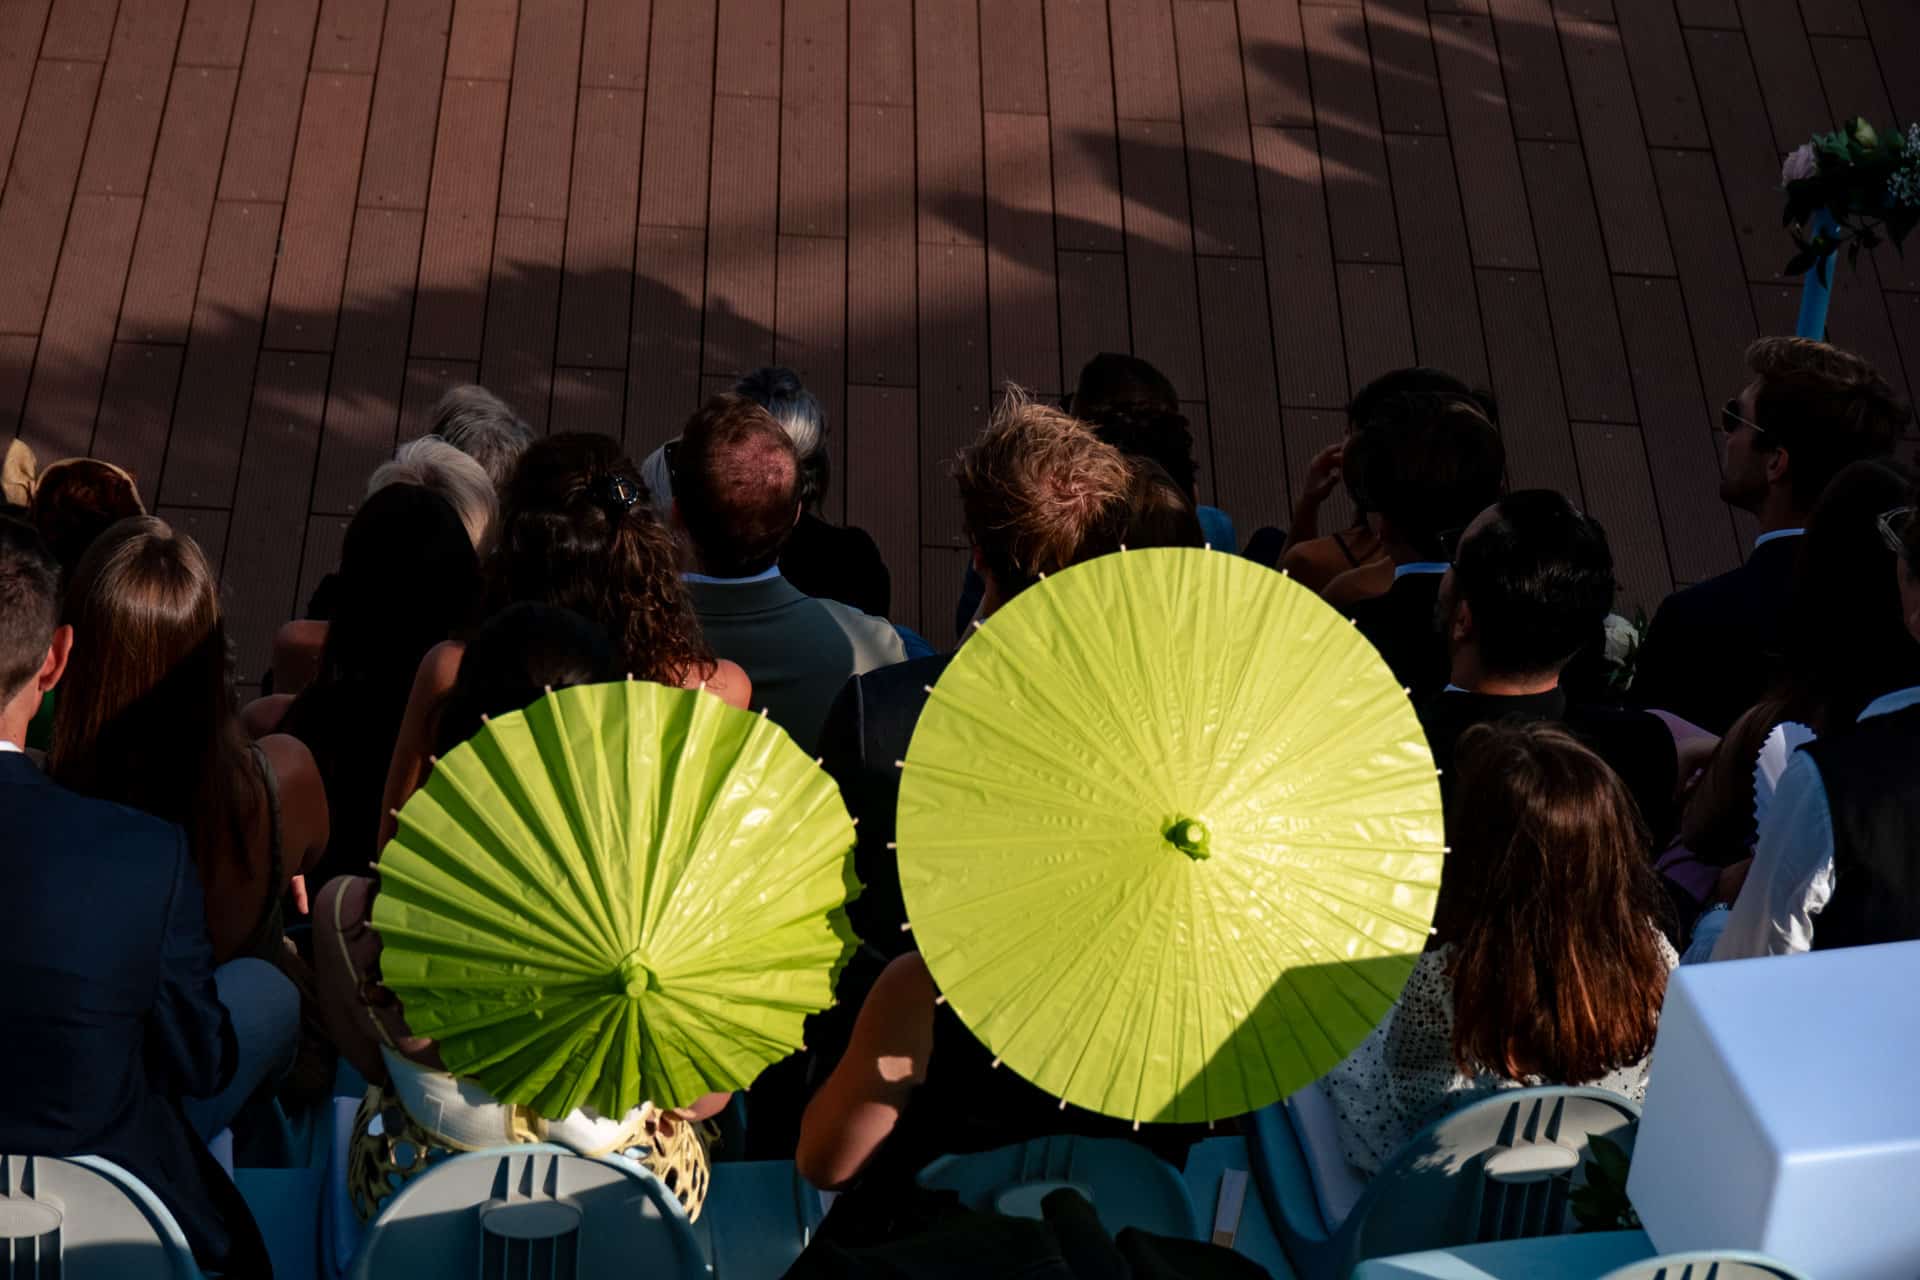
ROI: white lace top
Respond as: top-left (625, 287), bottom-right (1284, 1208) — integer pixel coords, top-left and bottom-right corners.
top-left (1322, 938), bottom-right (1678, 1175)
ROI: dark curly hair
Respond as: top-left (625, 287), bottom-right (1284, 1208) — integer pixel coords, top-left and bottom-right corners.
top-left (1080, 403), bottom-right (1200, 503)
top-left (491, 433), bottom-right (715, 687)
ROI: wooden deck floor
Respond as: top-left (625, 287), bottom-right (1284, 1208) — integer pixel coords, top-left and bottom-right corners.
top-left (3, 0), bottom-right (1918, 675)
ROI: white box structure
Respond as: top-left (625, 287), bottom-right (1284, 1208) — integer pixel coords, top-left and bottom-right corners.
top-left (1628, 941), bottom-right (1920, 1279)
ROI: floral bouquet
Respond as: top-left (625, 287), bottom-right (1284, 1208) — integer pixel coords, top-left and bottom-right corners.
top-left (1780, 118), bottom-right (1919, 280)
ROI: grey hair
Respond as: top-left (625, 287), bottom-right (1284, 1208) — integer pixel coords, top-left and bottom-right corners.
top-left (427, 384), bottom-right (534, 490)
top-left (368, 436), bottom-right (498, 551)
top-left (733, 367), bottom-right (829, 510)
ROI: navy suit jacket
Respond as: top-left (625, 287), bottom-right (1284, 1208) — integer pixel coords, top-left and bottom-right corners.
top-left (0, 751), bottom-right (268, 1274)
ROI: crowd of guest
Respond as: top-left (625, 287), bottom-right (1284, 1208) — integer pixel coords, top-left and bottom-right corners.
top-left (1, 333), bottom-right (1916, 1273)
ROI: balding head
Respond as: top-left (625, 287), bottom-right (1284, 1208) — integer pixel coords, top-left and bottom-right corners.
top-left (672, 394), bottom-right (802, 577)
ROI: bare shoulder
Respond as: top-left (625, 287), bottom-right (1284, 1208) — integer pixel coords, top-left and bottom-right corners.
top-left (258, 731), bottom-right (320, 784)
top-left (685, 658), bottom-right (752, 710)
top-left (239, 693), bottom-right (295, 738)
top-left (416, 639), bottom-right (466, 696)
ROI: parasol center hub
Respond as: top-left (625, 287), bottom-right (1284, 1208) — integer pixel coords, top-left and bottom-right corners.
top-left (614, 951), bottom-right (661, 999)
top-left (1165, 817), bottom-right (1212, 861)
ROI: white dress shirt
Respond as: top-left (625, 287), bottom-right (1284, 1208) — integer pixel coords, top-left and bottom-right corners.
top-left (1751, 527), bottom-right (1805, 550)
top-left (0, 739), bottom-right (20, 754)
top-left (1392, 562), bottom-right (1448, 581)
top-left (1713, 685), bottom-right (1920, 960)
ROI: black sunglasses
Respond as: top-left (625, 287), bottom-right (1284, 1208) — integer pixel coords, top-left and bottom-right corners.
top-left (1721, 399), bottom-right (1768, 437)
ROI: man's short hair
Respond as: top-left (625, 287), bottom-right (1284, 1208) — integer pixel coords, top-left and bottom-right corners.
top-left (1345, 395), bottom-right (1506, 559)
top-left (1124, 459), bottom-right (1206, 549)
top-left (733, 367), bottom-right (830, 510)
top-left (371, 436), bottom-right (498, 550)
top-left (0, 515), bottom-right (60, 703)
top-left (1069, 352), bottom-right (1181, 418)
top-left (1451, 490), bottom-right (1616, 677)
top-left (428, 384), bottom-right (534, 490)
top-left (1747, 338), bottom-right (1909, 510)
top-left (673, 394), bottom-right (801, 577)
top-left (1347, 367), bottom-right (1498, 431)
top-left (956, 393), bottom-right (1135, 599)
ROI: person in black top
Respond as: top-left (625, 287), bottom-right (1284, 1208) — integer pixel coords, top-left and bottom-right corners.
top-left (1342, 393), bottom-right (1505, 701)
top-left (1422, 490), bottom-right (1684, 851)
top-left (1632, 338), bottom-right (1909, 734)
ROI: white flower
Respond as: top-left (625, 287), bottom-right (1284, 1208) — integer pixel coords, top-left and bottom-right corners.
top-left (1603, 613), bottom-right (1641, 666)
top-left (1781, 143), bottom-right (1818, 186)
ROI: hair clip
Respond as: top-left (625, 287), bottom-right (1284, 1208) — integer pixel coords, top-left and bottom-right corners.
top-left (591, 474), bottom-right (643, 512)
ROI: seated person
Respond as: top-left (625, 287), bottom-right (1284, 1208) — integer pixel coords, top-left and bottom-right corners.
top-left (1713, 478), bottom-right (1920, 958)
top-left (315, 603), bottom-right (727, 1223)
top-left (1343, 395), bottom-right (1505, 700)
top-left (1424, 490), bottom-right (1684, 849)
top-left (1322, 722), bottom-right (1676, 1175)
top-left (674, 395), bottom-right (904, 751)
top-left (0, 517), bottom-right (274, 1275)
top-left (1070, 352), bottom-right (1237, 552)
top-left (1633, 338), bottom-right (1908, 733)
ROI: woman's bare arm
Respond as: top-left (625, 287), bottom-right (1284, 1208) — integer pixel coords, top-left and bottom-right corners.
top-left (796, 953), bottom-right (938, 1190)
top-left (376, 640), bottom-right (465, 851)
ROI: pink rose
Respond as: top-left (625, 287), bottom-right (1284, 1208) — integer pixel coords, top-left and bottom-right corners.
top-left (1781, 143), bottom-right (1818, 186)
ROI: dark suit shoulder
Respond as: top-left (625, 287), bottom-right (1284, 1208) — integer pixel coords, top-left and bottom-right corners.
top-left (1, 760), bottom-right (187, 872)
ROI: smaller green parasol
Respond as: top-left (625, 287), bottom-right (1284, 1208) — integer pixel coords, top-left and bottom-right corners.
top-left (374, 680), bottom-right (860, 1120)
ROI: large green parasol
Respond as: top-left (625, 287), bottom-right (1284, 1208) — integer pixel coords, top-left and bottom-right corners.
top-left (373, 680), bottom-right (859, 1120)
top-left (896, 547), bottom-right (1443, 1126)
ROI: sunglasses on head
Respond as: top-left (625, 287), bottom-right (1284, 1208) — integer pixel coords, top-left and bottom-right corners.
top-left (1721, 399), bottom-right (1768, 436)
top-left (1878, 506), bottom-right (1915, 559)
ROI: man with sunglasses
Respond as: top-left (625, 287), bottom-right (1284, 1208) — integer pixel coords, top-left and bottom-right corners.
top-left (1632, 338), bottom-right (1909, 734)
top-left (1714, 500), bottom-right (1920, 956)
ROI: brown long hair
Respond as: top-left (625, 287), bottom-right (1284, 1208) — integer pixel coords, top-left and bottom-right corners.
top-left (491, 433), bottom-right (713, 686)
top-left (1438, 723), bottom-right (1669, 1084)
top-left (49, 517), bottom-right (257, 875)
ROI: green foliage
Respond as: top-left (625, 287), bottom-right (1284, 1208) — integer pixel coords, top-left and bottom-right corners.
top-left (1569, 1134), bottom-right (1642, 1232)
top-left (1781, 118), bottom-right (1920, 278)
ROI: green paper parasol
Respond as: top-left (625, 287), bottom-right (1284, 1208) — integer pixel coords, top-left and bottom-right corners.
top-left (897, 547), bottom-right (1443, 1126)
top-left (373, 680), bottom-right (860, 1121)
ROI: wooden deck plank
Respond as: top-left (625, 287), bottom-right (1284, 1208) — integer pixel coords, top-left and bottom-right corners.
top-left (1198, 257), bottom-right (1288, 535)
top-left (1433, 14), bottom-right (1537, 270)
top-left (916, 243), bottom-right (988, 548)
top-left (76, 0), bottom-right (186, 196)
top-left (1810, 37), bottom-right (1892, 136)
top-left (411, 77), bottom-right (508, 360)
top-left (294, 512), bottom-right (351, 613)
top-left (1336, 263), bottom-right (1417, 395)
top-left (850, 0), bottom-right (911, 106)
top-left (1860, 1), bottom-right (1920, 123)
top-left (117, 65), bottom-right (236, 343)
top-left (265, 72), bottom-right (375, 352)
top-left (358, 0), bottom-right (451, 209)
top-left (625, 226), bottom-right (706, 453)
top-left (1613, 0), bottom-right (1711, 149)
top-left (1043, 0), bottom-right (1122, 250)
top-left (1476, 268), bottom-right (1582, 496)
top-left (1518, 141), bottom-right (1635, 423)
top-left (1570, 421), bottom-right (1674, 614)
top-left (637, 0), bottom-right (716, 228)
top-left (1283, 408), bottom-right (1355, 534)
top-left (847, 103), bottom-right (916, 388)
top-left (1819, 271), bottom-right (1911, 406)
top-left (399, 358), bottom-right (480, 436)
top-left (218, 0), bottom-right (321, 202)
top-left (311, 206), bottom-right (425, 512)
top-left (1367, 0), bottom-right (1448, 136)
top-left (582, 0), bottom-right (651, 89)
top-left (1236, 0), bottom-right (1313, 129)
top-left (1175, 0), bottom-right (1262, 258)
top-left (19, 192), bottom-right (142, 459)
top-left (1118, 118), bottom-right (1205, 398)
top-left (550, 365), bottom-right (625, 435)
top-left (1612, 273), bottom-right (1742, 584)
top-left (845, 385), bottom-right (918, 623)
top-left (1109, 0), bottom-right (1181, 123)
top-left (447, 0), bottom-right (519, 79)
top-left (1385, 133), bottom-right (1488, 388)
top-left (773, 233), bottom-right (850, 520)
top-left (223, 351), bottom-right (332, 679)
top-left (1302, 6), bottom-right (1400, 264)
top-left (154, 506), bottom-right (230, 580)
top-left (479, 214), bottom-right (563, 435)
top-left (1685, 27), bottom-right (1791, 285)
top-left (1651, 148), bottom-right (1759, 428)
top-left (983, 111), bottom-right (1061, 397)
top-left (1055, 250), bottom-right (1131, 397)
top-left (161, 200), bottom-right (282, 506)
top-left (916, 0), bottom-right (983, 245)
top-left (702, 93), bottom-right (779, 377)
top-left (498, 0), bottom-right (582, 221)
top-left (91, 342), bottom-right (184, 490)
top-left (41, 0), bottom-right (118, 61)
top-left (0, 0), bottom-right (52, 195)
top-left (313, 0), bottom-right (387, 72)
top-left (556, 87), bottom-right (644, 367)
top-left (1738, 0), bottom-right (1830, 153)
top-left (919, 545), bottom-right (967, 641)
top-left (178, 0), bottom-right (252, 67)
top-left (1487, 0), bottom-right (1579, 141)
top-left (780, 0), bottom-right (846, 238)
top-left (715, 0), bottom-right (780, 96)
top-left (1800, 0), bottom-right (1866, 37)
top-left (1255, 127), bottom-right (1348, 410)
top-left (0, 60), bottom-right (102, 335)
top-left (1676, 0), bottom-right (1739, 24)
top-left (0, 337), bottom-right (35, 442)
top-left (1182, 400), bottom-right (1218, 509)
top-left (979, 0), bottom-right (1045, 116)
top-left (1559, 17), bottom-right (1677, 278)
